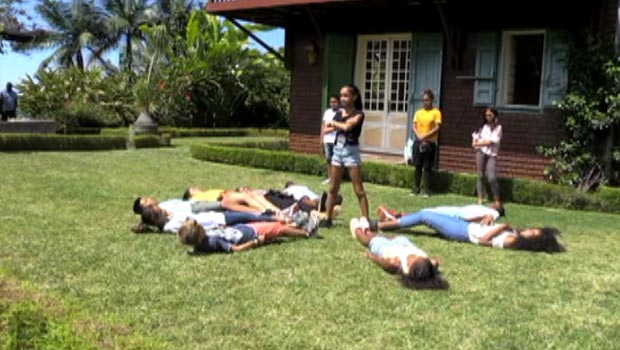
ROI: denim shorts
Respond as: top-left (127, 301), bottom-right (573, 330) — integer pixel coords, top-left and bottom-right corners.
top-left (331, 144), bottom-right (362, 167)
top-left (323, 143), bottom-right (334, 162)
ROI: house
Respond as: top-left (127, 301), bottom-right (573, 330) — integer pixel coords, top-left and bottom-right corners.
top-left (206, 0), bottom-right (619, 179)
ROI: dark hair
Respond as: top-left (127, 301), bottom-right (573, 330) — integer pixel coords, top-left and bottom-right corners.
top-left (516, 227), bottom-right (565, 253)
top-left (400, 258), bottom-right (449, 290)
top-left (182, 188), bottom-right (192, 201)
top-left (284, 180), bottom-right (295, 188)
top-left (140, 206), bottom-right (168, 232)
top-left (131, 222), bottom-right (156, 234)
top-left (329, 94), bottom-right (340, 102)
top-left (423, 89), bottom-right (435, 101)
top-left (343, 84), bottom-right (363, 111)
top-left (495, 206), bottom-right (505, 217)
top-left (133, 197), bottom-right (142, 214)
top-left (479, 107), bottom-right (499, 132)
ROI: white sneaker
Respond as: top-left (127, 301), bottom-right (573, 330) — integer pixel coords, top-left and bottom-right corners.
top-left (349, 218), bottom-right (360, 238)
top-left (359, 217), bottom-right (370, 232)
top-left (321, 178), bottom-right (331, 185)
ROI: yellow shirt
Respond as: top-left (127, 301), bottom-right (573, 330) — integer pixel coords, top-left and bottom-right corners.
top-left (193, 189), bottom-right (224, 202)
top-left (414, 108), bottom-right (442, 143)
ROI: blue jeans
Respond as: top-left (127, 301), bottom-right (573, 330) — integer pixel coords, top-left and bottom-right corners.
top-left (223, 212), bottom-right (275, 225)
top-left (398, 210), bottom-right (470, 242)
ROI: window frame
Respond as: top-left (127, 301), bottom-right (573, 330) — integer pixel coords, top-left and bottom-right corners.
top-left (497, 29), bottom-right (547, 111)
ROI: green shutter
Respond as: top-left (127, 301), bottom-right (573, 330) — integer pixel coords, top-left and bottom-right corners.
top-left (543, 31), bottom-right (568, 107)
top-left (474, 32), bottom-right (498, 106)
top-left (322, 35), bottom-right (356, 110)
top-left (410, 33), bottom-right (444, 111)
top-left (409, 33), bottom-right (444, 140)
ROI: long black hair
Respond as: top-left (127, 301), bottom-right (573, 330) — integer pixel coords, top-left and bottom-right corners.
top-left (343, 84), bottom-right (363, 111)
top-left (400, 258), bottom-right (449, 290)
top-left (516, 227), bottom-right (565, 253)
top-left (479, 107), bottom-right (500, 133)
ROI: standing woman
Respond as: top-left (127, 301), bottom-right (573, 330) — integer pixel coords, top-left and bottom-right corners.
top-left (412, 89), bottom-right (442, 197)
top-left (320, 94), bottom-right (341, 184)
top-left (472, 107), bottom-right (502, 206)
top-left (320, 84), bottom-right (368, 228)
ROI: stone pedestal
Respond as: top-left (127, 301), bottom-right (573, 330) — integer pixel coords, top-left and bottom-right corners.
top-left (131, 110), bottom-right (158, 135)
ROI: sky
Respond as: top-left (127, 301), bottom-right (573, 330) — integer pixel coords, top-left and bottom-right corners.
top-left (0, 1), bottom-right (285, 89)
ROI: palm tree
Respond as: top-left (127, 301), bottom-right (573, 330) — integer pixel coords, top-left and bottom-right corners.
top-left (17, 0), bottom-right (108, 71)
top-left (102, 0), bottom-right (157, 72)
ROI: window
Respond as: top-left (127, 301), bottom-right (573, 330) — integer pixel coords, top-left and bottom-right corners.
top-left (473, 30), bottom-right (567, 109)
top-left (499, 31), bottom-right (545, 107)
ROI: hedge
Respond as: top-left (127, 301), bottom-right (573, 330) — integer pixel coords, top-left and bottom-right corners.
top-left (0, 134), bottom-right (127, 151)
top-left (211, 139), bottom-right (289, 151)
top-left (190, 142), bottom-right (620, 214)
top-left (131, 134), bottom-right (172, 148)
top-left (102, 127), bottom-right (289, 138)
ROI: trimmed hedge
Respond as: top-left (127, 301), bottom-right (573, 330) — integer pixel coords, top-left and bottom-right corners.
top-left (212, 139), bottom-right (289, 151)
top-left (132, 134), bottom-right (172, 148)
top-left (190, 143), bottom-right (620, 214)
top-left (102, 127), bottom-right (289, 138)
top-left (0, 134), bottom-right (127, 151)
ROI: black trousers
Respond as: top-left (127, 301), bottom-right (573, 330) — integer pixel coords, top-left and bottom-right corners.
top-left (412, 141), bottom-right (437, 193)
top-left (1, 110), bottom-right (16, 121)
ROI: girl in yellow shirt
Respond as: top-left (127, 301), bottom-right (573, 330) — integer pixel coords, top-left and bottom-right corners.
top-left (412, 89), bottom-right (442, 197)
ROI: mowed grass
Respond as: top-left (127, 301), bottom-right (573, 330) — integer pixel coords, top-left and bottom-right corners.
top-left (0, 142), bottom-right (619, 350)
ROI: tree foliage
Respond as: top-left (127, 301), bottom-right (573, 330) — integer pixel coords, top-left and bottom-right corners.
top-left (539, 33), bottom-right (620, 190)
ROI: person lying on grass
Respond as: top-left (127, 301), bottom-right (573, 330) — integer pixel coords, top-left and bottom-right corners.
top-left (350, 217), bottom-right (448, 290)
top-left (282, 180), bottom-right (343, 214)
top-left (178, 216), bottom-right (321, 254)
top-left (377, 202), bottom-right (505, 226)
top-left (182, 187), bottom-right (281, 215)
top-left (133, 198), bottom-right (319, 234)
top-left (371, 207), bottom-right (564, 253)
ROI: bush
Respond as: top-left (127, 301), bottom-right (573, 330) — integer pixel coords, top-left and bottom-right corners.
top-left (190, 143), bottom-right (620, 213)
top-left (17, 68), bottom-right (135, 129)
top-left (0, 134), bottom-right (127, 151)
top-left (132, 134), bottom-right (172, 148)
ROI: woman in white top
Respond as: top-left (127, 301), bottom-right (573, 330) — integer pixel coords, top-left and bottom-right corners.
top-left (320, 94), bottom-right (341, 184)
top-left (350, 217), bottom-right (448, 290)
top-left (472, 107), bottom-right (502, 206)
top-left (371, 209), bottom-right (565, 253)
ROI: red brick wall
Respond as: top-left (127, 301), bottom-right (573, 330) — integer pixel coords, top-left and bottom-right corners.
top-left (288, 28), bottom-right (325, 154)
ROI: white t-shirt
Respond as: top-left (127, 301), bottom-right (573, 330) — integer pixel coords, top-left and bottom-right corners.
top-left (283, 185), bottom-right (320, 201)
top-left (467, 223), bottom-right (516, 248)
top-left (163, 211), bottom-right (226, 233)
top-left (382, 245), bottom-right (428, 274)
top-left (159, 199), bottom-right (193, 217)
top-left (322, 108), bottom-right (338, 143)
top-left (428, 205), bottom-right (500, 221)
top-left (472, 124), bottom-right (502, 156)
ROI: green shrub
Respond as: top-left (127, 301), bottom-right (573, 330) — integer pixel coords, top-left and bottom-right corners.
top-left (0, 134), bottom-right (127, 151)
top-left (190, 143), bottom-right (620, 213)
top-left (132, 134), bottom-right (172, 148)
top-left (212, 139), bottom-right (288, 151)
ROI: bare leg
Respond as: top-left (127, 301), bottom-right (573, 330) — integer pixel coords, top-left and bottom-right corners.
top-left (354, 226), bottom-right (378, 246)
top-left (326, 165), bottom-right (344, 220)
top-left (280, 226), bottom-right (311, 238)
top-left (377, 219), bottom-right (402, 231)
top-left (347, 165), bottom-right (369, 218)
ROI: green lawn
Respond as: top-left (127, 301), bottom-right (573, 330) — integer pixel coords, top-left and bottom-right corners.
top-left (0, 143), bottom-right (619, 350)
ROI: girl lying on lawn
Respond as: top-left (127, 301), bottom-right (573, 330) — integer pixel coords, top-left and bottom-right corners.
top-left (350, 217), bottom-right (448, 290)
top-left (178, 216), bottom-right (320, 254)
top-left (371, 207), bottom-right (564, 253)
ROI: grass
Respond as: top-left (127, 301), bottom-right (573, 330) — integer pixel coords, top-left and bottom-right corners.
top-left (0, 142), bottom-right (619, 349)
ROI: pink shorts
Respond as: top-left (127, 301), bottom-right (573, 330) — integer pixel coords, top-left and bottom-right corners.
top-left (247, 222), bottom-right (284, 241)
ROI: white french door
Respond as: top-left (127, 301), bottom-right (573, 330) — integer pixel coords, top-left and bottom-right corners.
top-left (356, 34), bottom-right (412, 154)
